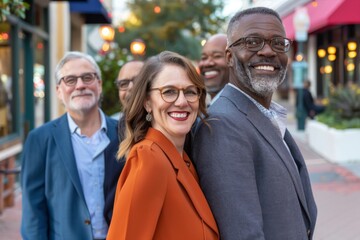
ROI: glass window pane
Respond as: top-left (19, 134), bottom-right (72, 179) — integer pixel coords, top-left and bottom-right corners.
top-left (34, 37), bottom-right (45, 127)
top-left (0, 22), bottom-right (14, 138)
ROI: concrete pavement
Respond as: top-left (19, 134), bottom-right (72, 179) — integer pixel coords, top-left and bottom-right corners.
top-left (0, 100), bottom-right (360, 240)
top-left (0, 190), bottom-right (21, 240)
top-left (287, 101), bottom-right (360, 240)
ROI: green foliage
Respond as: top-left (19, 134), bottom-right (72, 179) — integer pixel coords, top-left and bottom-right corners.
top-left (95, 46), bottom-right (132, 116)
top-left (116, 0), bottom-right (226, 59)
top-left (98, 1), bottom-right (226, 114)
top-left (0, 0), bottom-right (29, 22)
top-left (317, 84), bottom-right (360, 129)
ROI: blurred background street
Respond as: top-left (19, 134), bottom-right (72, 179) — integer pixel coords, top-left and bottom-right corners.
top-left (1, 0), bottom-right (360, 239)
top-left (1, 99), bottom-right (360, 240)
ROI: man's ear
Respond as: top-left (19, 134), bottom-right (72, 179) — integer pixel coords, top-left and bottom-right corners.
top-left (226, 48), bottom-right (234, 67)
top-left (56, 85), bottom-right (62, 99)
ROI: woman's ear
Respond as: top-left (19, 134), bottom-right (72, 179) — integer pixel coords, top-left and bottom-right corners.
top-left (144, 99), bottom-right (151, 113)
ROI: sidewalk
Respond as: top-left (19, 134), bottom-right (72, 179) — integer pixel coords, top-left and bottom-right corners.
top-left (0, 100), bottom-right (359, 240)
top-left (286, 100), bottom-right (360, 240)
top-left (0, 191), bottom-right (21, 240)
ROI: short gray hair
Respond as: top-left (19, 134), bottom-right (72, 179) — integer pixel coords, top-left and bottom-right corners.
top-left (227, 7), bottom-right (283, 46)
top-left (54, 51), bottom-right (101, 85)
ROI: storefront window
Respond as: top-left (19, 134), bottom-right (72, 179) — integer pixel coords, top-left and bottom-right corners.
top-left (34, 36), bottom-right (45, 127)
top-left (345, 41), bottom-right (358, 85)
top-left (0, 22), bottom-right (14, 138)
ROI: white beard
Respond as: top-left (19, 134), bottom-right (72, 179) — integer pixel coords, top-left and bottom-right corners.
top-left (66, 89), bottom-right (98, 113)
top-left (234, 57), bottom-right (286, 98)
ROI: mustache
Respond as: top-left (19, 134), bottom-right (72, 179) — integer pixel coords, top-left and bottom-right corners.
top-left (71, 89), bottom-right (94, 98)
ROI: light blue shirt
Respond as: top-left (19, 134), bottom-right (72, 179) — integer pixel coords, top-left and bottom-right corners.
top-left (67, 110), bottom-right (110, 239)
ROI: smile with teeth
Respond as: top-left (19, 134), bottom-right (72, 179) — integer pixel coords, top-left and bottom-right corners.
top-left (169, 112), bottom-right (188, 119)
top-left (204, 70), bottom-right (218, 78)
top-left (254, 65), bottom-right (275, 71)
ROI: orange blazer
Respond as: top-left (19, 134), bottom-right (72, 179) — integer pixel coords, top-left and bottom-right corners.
top-left (107, 128), bottom-right (219, 240)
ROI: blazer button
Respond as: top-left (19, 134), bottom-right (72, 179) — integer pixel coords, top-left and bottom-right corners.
top-left (84, 219), bottom-right (91, 225)
top-left (307, 229), bottom-right (311, 237)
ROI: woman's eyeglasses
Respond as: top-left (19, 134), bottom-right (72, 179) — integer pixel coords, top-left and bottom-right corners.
top-left (228, 36), bottom-right (292, 53)
top-left (149, 85), bottom-right (201, 103)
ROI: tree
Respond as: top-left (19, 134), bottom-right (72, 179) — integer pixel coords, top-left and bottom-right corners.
top-left (115, 0), bottom-right (226, 60)
top-left (0, 0), bottom-right (29, 22)
top-left (96, 45), bottom-right (132, 116)
top-left (98, 0), bottom-right (226, 115)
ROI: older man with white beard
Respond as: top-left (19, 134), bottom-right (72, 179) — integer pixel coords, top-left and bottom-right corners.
top-left (21, 51), bottom-right (124, 240)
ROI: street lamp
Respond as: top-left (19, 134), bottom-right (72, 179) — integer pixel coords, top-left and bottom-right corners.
top-left (99, 25), bottom-right (115, 53)
top-left (99, 25), bottom-right (115, 41)
top-left (292, 7), bottom-right (310, 130)
top-left (130, 39), bottom-right (146, 58)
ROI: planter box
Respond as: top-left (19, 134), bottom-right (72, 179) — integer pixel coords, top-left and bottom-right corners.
top-left (307, 120), bottom-right (360, 163)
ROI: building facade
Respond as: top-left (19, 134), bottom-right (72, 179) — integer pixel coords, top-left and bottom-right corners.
top-left (0, 0), bottom-right (112, 212)
top-left (281, 0), bottom-right (360, 97)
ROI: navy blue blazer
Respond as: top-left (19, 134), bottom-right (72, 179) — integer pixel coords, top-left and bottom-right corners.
top-left (192, 85), bottom-right (317, 240)
top-left (21, 113), bottom-right (124, 240)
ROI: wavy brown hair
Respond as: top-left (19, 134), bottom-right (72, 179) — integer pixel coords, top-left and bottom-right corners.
top-left (117, 51), bottom-right (208, 159)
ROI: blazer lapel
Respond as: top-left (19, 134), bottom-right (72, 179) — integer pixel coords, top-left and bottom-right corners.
top-left (175, 156), bottom-right (219, 234)
top-left (223, 87), bottom-right (310, 222)
top-left (52, 115), bottom-right (86, 204)
top-left (103, 117), bottom-right (123, 195)
top-left (104, 117), bottom-right (120, 175)
top-left (284, 130), bottom-right (314, 224)
top-left (146, 129), bottom-right (219, 235)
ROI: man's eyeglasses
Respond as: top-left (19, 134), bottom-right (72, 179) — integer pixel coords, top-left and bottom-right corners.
top-left (115, 78), bottom-right (134, 90)
top-left (228, 36), bottom-right (292, 53)
top-left (59, 72), bottom-right (98, 86)
top-left (149, 85), bottom-right (201, 103)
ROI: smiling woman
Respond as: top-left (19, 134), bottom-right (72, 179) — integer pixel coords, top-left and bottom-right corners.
top-left (107, 51), bottom-right (219, 240)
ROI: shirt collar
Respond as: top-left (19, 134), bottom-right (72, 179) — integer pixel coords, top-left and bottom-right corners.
top-left (228, 83), bottom-right (288, 135)
top-left (67, 109), bottom-right (108, 135)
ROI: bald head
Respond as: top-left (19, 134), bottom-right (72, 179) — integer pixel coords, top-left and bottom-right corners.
top-left (208, 33), bottom-right (227, 44)
top-left (118, 61), bottom-right (144, 80)
top-left (199, 33), bottom-right (229, 98)
top-left (116, 61), bottom-right (144, 106)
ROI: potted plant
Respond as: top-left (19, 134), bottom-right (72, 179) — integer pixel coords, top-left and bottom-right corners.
top-left (307, 83), bottom-right (360, 163)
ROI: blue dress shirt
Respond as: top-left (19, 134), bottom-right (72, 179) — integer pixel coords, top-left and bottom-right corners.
top-left (67, 110), bottom-right (110, 239)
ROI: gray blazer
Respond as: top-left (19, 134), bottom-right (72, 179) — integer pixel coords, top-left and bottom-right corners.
top-left (21, 114), bottom-right (123, 240)
top-left (192, 85), bottom-right (317, 240)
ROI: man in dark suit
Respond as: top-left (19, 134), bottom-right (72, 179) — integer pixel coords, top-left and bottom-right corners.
top-left (21, 51), bottom-right (123, 240)
top-left (192, 7), bottom-right (317, 240)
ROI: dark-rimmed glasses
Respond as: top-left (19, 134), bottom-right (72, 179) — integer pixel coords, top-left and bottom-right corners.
top-left (114, 78), bottom-right (134, 90)
top-left (59, 72), bottom-right (98, 86)
top-left (150, 85), bottom-right (201, 103)
top-left (228, 36), bottom-right (292, 53)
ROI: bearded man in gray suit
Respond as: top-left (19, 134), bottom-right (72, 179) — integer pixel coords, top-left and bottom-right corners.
top-left (192, 7), bottom-right (317, 240)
